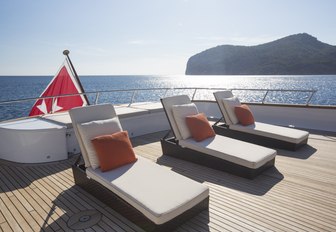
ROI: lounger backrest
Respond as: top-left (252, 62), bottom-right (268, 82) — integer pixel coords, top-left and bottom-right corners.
top-left (69, 104), bottom-right (118, 167)
top-left (161, 95), bottom-right (191, 140)
top-left (213, 91), bottom-right (235, 125)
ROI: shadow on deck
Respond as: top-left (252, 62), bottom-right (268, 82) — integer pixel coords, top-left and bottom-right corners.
top-left (0, 156), bottom-right (78, 194)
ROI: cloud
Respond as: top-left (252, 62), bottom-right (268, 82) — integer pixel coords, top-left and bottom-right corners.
top-left (195, 35), bottom-right (280, 46)
top-left (127, 39), bottom-right (162, 46)
top-left (128, 40), bottom-right (146, 45)
top-left (228, 35), bottom-right (279, 46)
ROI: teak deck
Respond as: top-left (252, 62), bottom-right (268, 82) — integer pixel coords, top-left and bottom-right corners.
top-left (1, 131), bottom-right (336, 231)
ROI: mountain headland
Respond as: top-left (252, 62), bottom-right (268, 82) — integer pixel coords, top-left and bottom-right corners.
top-left (185, 33), bottom-right (336, 75)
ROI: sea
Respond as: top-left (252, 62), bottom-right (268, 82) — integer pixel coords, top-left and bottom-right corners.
top-left (0, 75), bottom-right (336, 121)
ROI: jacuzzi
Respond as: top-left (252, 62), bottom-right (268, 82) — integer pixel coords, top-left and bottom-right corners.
top-left (0, 118), bottom-right (67, 163)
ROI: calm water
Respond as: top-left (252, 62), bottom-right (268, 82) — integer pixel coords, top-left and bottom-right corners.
top-left (0, 75), bottom-right (336, 121)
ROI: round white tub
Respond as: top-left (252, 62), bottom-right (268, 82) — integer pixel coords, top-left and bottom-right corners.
top-left (0, 118), bottom-right (67, 163)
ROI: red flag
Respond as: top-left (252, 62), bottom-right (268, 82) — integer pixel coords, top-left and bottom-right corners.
top-left (29, 59), bottom-right (88, 116)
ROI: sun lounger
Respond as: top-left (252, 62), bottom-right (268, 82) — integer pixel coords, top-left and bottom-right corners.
top-left (69, 104), bottom-right (209, 231)
top-left (160, 95), bottom-right (276, 179)
top-left (213, 90), bottom-right (309, 150)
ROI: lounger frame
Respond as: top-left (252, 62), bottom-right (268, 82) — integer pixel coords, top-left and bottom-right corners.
top-left (72, 159), bottom-right (209, 232)
top-left (160, 137), bottom-right (275, 179)
top-left (213, 123), bottom-right (307, 151)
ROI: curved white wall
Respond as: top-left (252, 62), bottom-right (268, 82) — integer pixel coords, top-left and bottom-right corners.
top-left (0, 118), bottom-right (67, 163)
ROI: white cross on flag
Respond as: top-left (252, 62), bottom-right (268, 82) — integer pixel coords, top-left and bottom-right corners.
top-left (29, 58), bottom-right (88, 116)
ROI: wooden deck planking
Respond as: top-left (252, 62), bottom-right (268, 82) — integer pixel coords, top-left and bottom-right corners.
top-left (161, 154), bottom-right (334, 230)
top-left (211, 187), bottom-right (332, 231)
top-left (138, 132), bottom-right (336, 232)
top-left (29, 162), bottom-right (139, 232)
top-left (0, 166), bottom-right (68, 231)
top-left (0, 132), bottom-right (335, 231)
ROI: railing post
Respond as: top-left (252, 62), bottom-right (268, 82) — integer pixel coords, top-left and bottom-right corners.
top-left (192, 88), bottom-right (198, 101)
top-left (129, 90), bottom-right (137, 107)
top-left (94, 92), bottom-right (100, 105)
top-left (306, 90), bottom-right (316, 106)
top-left (163, 89), bottom-right (169, 98)
top-left (261, 90), bottom-right (269, 104)
top-left (51, 97), bottom-right (55, 113)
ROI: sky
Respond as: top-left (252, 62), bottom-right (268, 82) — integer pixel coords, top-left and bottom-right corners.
top-left (0, 0), bottom-right (335, 75)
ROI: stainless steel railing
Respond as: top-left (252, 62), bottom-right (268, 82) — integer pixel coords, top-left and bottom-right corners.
top-left (0, 87), bottom-right (319, 122)
top-left (227, 88), bottom-right (317, 105)
top-left (0, 87), bottom-right (317, 106)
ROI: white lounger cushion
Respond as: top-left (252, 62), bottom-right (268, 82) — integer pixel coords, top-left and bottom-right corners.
top-left (213, 91), bottom-right (234, 125)
top-left (230, 122), bottom-right (309, 144)
top-left (161, 95), bottom-right (194, 140)
top-left (69, 104), bottom-right (119, 168)
top-left (77, 117), bottom-right (122, 169)
top-left (86, 156), bottom-right (209, 225)
top-left (179, 135), bottom-right (276, 169)
top-left (172, 103), bottom-right (199, 140)
top-left (221, 97), bottom-right (241, 125)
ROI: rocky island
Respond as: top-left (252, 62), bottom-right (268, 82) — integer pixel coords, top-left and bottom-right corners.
top-left (186, 33), bottom-right (336, 75)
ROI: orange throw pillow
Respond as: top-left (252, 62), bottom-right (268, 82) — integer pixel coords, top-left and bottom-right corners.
top-left (234, 104), bottom-right (255, 126)
top-left (185, 113), bottom-right (216, 142)
top-left (91, 131), bottom-right (137, 172)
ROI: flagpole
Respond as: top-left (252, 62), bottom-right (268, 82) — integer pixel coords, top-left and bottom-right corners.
top-left (63, 50), bottom-right (90, 105)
